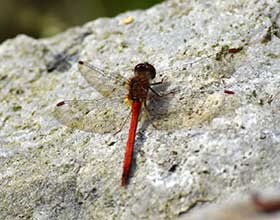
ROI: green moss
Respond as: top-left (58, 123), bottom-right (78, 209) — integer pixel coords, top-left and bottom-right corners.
top-left (12, 105), bottom-right (22, 112)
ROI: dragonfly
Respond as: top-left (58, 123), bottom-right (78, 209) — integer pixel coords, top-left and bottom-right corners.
top-left (54, 60), bottom-right (179, 186)
top-left (53, 48), bottom-right (238, 186)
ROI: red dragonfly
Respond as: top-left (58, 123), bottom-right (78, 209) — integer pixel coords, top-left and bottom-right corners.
top-left (53, 53), bottom-right (234, 186)
top-left (54, 60), bottom-right (180, 186)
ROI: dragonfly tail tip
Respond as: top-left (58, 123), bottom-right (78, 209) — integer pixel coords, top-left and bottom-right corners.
top-left (121, 175), bottom-right (128, 187)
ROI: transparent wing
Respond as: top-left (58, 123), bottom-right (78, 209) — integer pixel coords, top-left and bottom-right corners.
top-left (53, 99), bottom-right (130, 133)
top-left (146, 48), bottom-right (242, 131)
top-left (78, 61), bottom-right (127, 98)
top-left (148, 87), bottom-right (239, 131)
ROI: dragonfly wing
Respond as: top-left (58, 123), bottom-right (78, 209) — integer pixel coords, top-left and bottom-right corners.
top-left (53, 99), bottom-right (130, 133)
top-left (148, 90), bottom-right (239, 130)
top-left (78, 61), bottom-right (127, 98)
top-left (148, 92), bottom-right (187, 130)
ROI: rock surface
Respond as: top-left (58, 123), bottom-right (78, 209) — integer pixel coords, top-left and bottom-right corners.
top-left (0, 0), bottom-right (280, 219)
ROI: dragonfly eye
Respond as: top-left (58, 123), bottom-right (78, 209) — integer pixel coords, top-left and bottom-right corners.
top-left (134, 62), bottom-right (156, 79)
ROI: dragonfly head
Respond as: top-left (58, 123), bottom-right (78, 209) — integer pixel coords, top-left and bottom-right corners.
top-left (134, 62), bottom-right (156, 79)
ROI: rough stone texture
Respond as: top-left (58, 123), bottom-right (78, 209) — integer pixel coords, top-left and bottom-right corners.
top-left (0, 0), bottom-right (280, 219)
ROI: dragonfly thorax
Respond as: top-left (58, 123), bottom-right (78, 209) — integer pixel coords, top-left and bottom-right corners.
top-left (126, 74), bottom-right (150, 102)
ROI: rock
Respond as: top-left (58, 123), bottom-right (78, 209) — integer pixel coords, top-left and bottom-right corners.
top-left (0, 0), bottom-right (280, 219)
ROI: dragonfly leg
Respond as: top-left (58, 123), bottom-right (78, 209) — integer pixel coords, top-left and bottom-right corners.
top-left (149, 86), bottom-right (176, 99)
top-left (150, 81), bottom-right (163, 86)
top-left (149, 87), bottom-right (163, 97)
top-left (150, 76), bottom-right (168, 86)
top-left (113, 111), bottom-right (131, 135)
top-left (149, 75), bottom-right (175, 98)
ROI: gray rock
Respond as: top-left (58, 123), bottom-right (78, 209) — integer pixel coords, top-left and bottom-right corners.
top-left (0, 0), bottom-right (280, 219)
